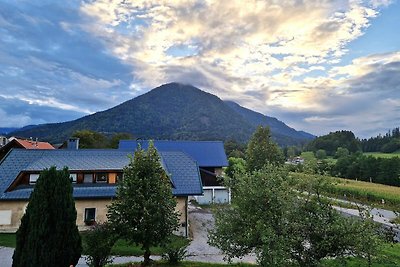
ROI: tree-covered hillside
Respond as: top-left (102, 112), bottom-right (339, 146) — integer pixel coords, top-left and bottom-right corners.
top-left (361, 127), bottom-right (400, 153)
top-left (306, 130), bottom-right (361, 156)
top-left (10, 83), bottom-right (314, 145)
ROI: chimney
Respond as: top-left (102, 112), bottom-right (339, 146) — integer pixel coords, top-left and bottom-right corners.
top-left (67, 138), bottom-right (79, 150)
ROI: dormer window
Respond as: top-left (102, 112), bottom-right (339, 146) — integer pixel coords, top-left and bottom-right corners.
top-left (69, 173), bottom-right (77, 183)
top-left (95, 172), bottom-right (108, 183)
top-left (116, 172), bottom-right (124, 183)
top-left (29, 174), bottom-right (40, 184)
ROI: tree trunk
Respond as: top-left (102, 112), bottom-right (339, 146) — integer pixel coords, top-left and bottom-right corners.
top-left (142, 248), bottom-right (151, 266)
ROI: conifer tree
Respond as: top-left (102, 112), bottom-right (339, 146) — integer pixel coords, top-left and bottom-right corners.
top-left (107, 142), bottom-right (179, 266)
top-left (12, 166), bottom-right (82, 267)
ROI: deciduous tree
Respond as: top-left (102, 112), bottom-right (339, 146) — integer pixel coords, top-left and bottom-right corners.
top-left (246, 126), bottom-right (284, 172)
top-left (107, 143), bottom-right (179, 266)
top-left (209, 166), bottom-right (381, 267)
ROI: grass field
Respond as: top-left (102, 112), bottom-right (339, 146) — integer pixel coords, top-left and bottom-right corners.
top-left (109, 262), bottom-right (255, 267)
top-left (291, 172), bottom-right (400, 210)
top-left (109, 244), bottom-right (400, 267)
top-left (364, 152), bottom-right (400, 158)
top-left (0, 233), bottom-right (189, 256)
top-left (300, 151), bottom-right (337, 163)
top-left (322, 243), bottom-right (400, 267)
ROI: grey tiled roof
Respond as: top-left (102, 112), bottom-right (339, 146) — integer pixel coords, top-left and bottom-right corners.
top-left (161, 151), bottom-right (203, 196)
top-left (119, 140), bottom-right (229, 167)
top-left (0, 149), bottom-right (203, 200)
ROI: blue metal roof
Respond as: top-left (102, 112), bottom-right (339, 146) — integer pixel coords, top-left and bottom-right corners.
top-left (119, 140), bottom-right (228, 167)
top-left (0, 148), bottom-right (203, 200)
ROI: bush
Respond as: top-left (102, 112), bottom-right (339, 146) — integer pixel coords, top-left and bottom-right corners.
top-left (84, 222), bottom-right (117, 267)
top-left (161, 236), bottom-right (189, 264)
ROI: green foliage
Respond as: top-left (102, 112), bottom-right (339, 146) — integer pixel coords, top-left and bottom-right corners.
top-left (209, 166), bottom-right (293, 266)
top-left (225, 157), bottom-right (246, 179)
top-left (306, 130), bottom-right (361, 156)
top-left (335, 147), bottom-right (350, 158)
top-left (161, 236), bottom-right (189, 264)
top-left (332, 154), bottom-right (400, 186)
top-left (84, 222), bottom-right (118, 267)
top-left (285, 146), bottom-right (302, 158)
top-left (107, 142), bottom-right (179, 265)
top-left (361, 127), bottom-right (400, 152)
top-left (73, 129), bottom-right (108, 148)
top-left (71, 130), bottom-right (133, 149)
top-left (209, 166), bottom-right (382, 267)
top-left (12, 166), bottom-right (82, 267)
top-left (381, 139), bottom-right (400, 153)
top-left (224, 139), bottom-right (246, 158)
top-left (246, 126), bottom-right (284, 172)
top-left (315, 149), bottom-right (327, 159)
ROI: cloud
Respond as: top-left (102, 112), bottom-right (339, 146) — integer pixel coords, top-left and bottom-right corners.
top-left (78, 1), bottom-right (397, 137)
top-left (0, 0), bottom-right (398, 138)
top-left (0, 1), bottom-right (134, 124)
top-left (266, 51), bottom-right (400, 137)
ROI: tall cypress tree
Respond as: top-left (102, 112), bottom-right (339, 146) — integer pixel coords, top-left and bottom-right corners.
top-left (107, 142), bottom-right (179, 266)
top-left (12, 166), bottom-right (82, 267)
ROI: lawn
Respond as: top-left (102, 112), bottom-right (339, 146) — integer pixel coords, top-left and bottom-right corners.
top-left (322, 243), bottom-right (400, 267)
top-left (0, 233), bottom-right (189, 257)
top-left (364, 152), bottom-right (400, 159)
top-left (109, 262), bottom-right (256, 267)
top-left (109, 244), bottom-right (400, 267)
top-left (291, 173), bottom-right (400, 211)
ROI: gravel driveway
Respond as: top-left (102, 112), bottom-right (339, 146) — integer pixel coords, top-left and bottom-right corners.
top-left (186, 203), bottom-right (257, 264)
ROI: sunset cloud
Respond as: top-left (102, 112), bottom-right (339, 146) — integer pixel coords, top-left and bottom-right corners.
top-left (0, 0), bottom-right (398, 137)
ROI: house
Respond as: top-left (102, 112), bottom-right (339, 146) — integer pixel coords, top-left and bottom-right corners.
top-left (119, 140), bottom-right (230, 204)
top-left (0, 141), bottom-right (203, 237)
top-left (0, 136), bottom-right (8, 148)
top-left (0, 137), bottom-right (54, 161)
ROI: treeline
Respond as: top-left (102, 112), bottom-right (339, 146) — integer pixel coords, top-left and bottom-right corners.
top-left (332, 153), bottom-right (400, 186)
top-left (361, 127), bottom-right (400, 153)
top-left (305, 128), bottom-right (400, 154)
top-left (306, 130), bottom-right (360, 155)
top-left (68, 130), bottom-right (133, 149)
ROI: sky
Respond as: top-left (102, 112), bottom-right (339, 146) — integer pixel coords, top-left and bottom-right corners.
top-left (0, 0), bottom-right (399, 138)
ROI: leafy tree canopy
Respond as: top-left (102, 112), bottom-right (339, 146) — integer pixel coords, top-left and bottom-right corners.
top-left (306, 130), bottom-right (361, 156)
top-left (71, 130), bottom-right (133, 149)
top-left (246, 126), bottom-right (284, 172)
top-left (209, 166), bottom-right (382, 267)
top-left (107, 142), bottom-right (179, 266)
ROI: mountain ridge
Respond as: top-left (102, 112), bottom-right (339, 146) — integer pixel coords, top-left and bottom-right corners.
top-left (10, 83), bottom-right (314, 145)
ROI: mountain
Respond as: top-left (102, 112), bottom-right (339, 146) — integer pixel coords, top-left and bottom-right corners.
top-left (0, 128), bottom-right (20, 135)
top-left (224, 101), bottom-right (314, 144)
top-left (11, 83), bottom-right (314, 145)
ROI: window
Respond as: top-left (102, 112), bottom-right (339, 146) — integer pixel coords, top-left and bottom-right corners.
top-left (116, 172), bottom-right (123, 183)
top-left (29, 174), bottom-right (40, 184)
top-left (84, 208), bottom-right (96, 225)
top-left (69, 173), bottom-right (77, 183)
top-left (83, 173), bottom-right (93, 183)
top-left (95, 172), bottom-right (108, 183)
